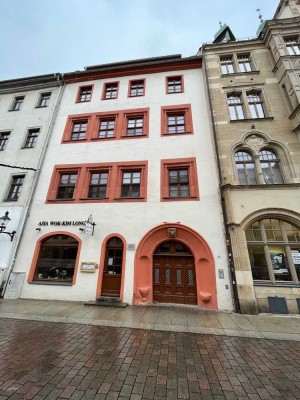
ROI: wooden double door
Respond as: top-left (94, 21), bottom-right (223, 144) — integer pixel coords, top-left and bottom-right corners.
top-left (153, 241), bottom-right (197, 305)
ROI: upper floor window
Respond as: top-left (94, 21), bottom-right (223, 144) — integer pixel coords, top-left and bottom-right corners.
top-left (259, 149), bottom-right (283, 184)
top-left (37, 92), bottom-right (51, 108)
top-left (246, 219), bottom-right (300, 282)
top-left (234, 151), bottom-right (258, 185)
top-left (284, 36), bottom-right (300, 55)
top-left (220, 53), bottom-right (253, 74)
top-left (98, 118), bottom-right (115, 139)
top-left (10, 96), bottom-right (24, 111)
top-left (56, 173), bottom-right (78, 199)
top-left (126, 117), bottom-right (144, 136)
top-left (167, 76), bottom-right (183, 94)
top-left (88, 172), bottom-right (108, 199)
top-left (102, 82), bottom-right (119, 100)
top-left (6, 175), bottom-right (25, 201)
top-left (0, 132), bottom-right (10, 151)
top-left (167, 113), bottom-right (185, 134)
top-left (129, 80), bottom-right (145, 97)
top-left (77, 85), bottom-right (93, 102)
top-left (169, 169), bottom-right (190, 198)
top-left (121, 171), bottom-right (141, 198)
top-left (161, 104), bottom-right (193, 135)
top-left (23, 128), bottom-right (40, 149)
top-left (71, 120), bottom-right (87, 140)
top-left (247, 91), bottom-right (265, 118)
top-left (227, 93), bottom-right (244, 120)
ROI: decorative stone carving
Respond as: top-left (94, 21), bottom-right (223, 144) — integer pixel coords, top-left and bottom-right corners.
top-left (167, 227), bottom-right (176, 238)
top-left (290, 0), bottom-right (300, 15)
top-left (244, 135), bottom-right (266, 153)
top-left (293, 58), bottom-right (300, 69)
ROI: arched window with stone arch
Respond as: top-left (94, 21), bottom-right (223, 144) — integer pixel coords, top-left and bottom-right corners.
top-left (246, 218), bottom-right (300, 283)
top-left (234, 150), bottom-right (258, 184)
top-left (259, 149), bottom-right (284, 184)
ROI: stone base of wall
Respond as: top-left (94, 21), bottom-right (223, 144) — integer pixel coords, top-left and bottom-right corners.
top-left (255, 286), bottom-right (300, 314)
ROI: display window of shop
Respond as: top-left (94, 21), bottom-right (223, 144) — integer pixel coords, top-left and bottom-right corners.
top-left (246, 219), bottom-right (300, 283)
top-left (32, 234), bottom-right (79, 283)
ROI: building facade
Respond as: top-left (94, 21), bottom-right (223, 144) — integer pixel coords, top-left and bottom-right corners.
top-left (10, 55), bottom-right (234, 310)
top-left (201, 0), bottom-right (300, 313)
top-left (0, 74), bottom-right (63, 297)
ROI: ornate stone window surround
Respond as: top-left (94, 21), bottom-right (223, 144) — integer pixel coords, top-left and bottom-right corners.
top-left (219, 51), bottom-right (259, 75)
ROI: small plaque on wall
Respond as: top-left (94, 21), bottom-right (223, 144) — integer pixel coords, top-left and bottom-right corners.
top-left (127, 244), bottom-right (136, 251)
top-left (80, 262), bottom-right (97, 273)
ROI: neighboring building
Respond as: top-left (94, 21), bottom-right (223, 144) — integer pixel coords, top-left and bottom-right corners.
top-left (11, 55), bottom-right (234, 310)
top-left (201, 0), bottom-right (300, 313)
top-left (0, 74), bottom-right (63, 297)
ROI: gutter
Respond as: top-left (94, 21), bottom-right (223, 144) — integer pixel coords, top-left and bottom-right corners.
top-left (202, 48), bottom-right (241, 313)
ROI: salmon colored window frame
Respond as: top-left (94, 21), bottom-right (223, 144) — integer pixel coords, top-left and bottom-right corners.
top-left (161, 104), bottom-right (193, 136)
top-left (92, 112), bottom-right (119, 140)
top-left (128, 79), bottom-right (146, 97)
top-left (46, 161), bottom-right (148, 204)
top-left (101, 81), bottom-right (120, 100)
top-left (27, 231), bottom-right (82, 286)
top-left (75, 84), bottom-right (94, 103)
top-left (161, 157), bottom-right (199, 201)
top-left (121, 108), bottom-right (149, 138)
top-left (166, 75), bottom-right (184, 94)
top-left (62, 114), bottom-right (93, 142)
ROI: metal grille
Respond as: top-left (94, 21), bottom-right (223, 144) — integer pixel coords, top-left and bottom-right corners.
top-left (176, 269), bottom-right (182, 284)
top-left (154, 268), bottom-right (160, 284)
top-left (165, 268), bottom-right (171, 284)
top-left (188, 269), bottom-right (194, 285)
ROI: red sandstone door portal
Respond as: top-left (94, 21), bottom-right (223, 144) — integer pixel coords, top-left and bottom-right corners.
top-left (153, 241), bottom-right (197, 304)
top-left (101, 237), bottom-right (123, 297)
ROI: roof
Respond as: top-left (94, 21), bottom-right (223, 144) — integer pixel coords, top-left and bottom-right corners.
top-left (213, 24), bottom-right (236, 43)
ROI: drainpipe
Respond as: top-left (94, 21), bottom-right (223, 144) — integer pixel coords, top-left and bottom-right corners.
top-left (2, 74), bottom-right (65, 297)
top-left (202, 49), bottom-right (241, 313)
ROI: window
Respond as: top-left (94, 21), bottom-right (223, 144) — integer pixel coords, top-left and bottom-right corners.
top-left (234, 151), bottom-right (258, 185)
top-left (23, 128), bottom-right (40, 149)
top-left (220, 56), bottom-right (234, 74)
top-left (102, 82), bottom-right (119, 99)
top-left (246, 219), bottom-right (300, 283)
top-left (161, 158), bottom-right (199, 201)
top-left (161, 104), bottom-right (193, 135)
top-left (10, 96), bottom-right (24, 111)
top-left (227, 93), bottom-right (244, 120)
top-left (284, 37), bottom-right (300, 55)
top-left (259, 149), bottom-right (283, 184)
top-left (98, 119), bottom-right (115, 139)
top-left (32, 235), bottom-right (79, 284)
top-left (56, 173), bottom-right (78, 199)
top-left (47, 162), bottom-right (147, 203)
top-left (126, 117), bottom-right (144, 136)
top-left (166, 76), bottom-right (183, 94)
top-left (88, 172), bottom-right (108, 198)
top-left (129, 80), bottom-right (145, 97)
top-left (37, 92), bottom-right (51, 108)
top-left (71, 120), bottom-right (87, 140)
top-left (121, 171), bottom-right (141, 197)
top-left (247, 91), bottom-right (265, 118)
top-left (0, 132), bottom-right (10, 151)
top-left (6, 175), bottom-right (25, 201)
top-left (237, 54), bottom-right (252, 72)
top-left (76, 85), bottom-right (93, 102)
top-left (220, 53), bottom-right (254, 74)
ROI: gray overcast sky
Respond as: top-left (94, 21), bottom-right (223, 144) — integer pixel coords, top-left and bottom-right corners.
top-left (0, 0), bottom-right (279, 81)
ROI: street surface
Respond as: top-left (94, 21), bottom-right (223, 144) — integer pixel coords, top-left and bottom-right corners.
top-left (0, 318), bottom-right (300, 400)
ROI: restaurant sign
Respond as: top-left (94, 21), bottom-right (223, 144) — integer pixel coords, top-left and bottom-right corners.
top-left (38, 220), bottom-right (85, 226)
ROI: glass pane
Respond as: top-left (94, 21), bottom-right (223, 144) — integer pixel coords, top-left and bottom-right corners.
top-left (269, 246), bottom-right (292, 281)
top-left (263, 219), bottom-right (283, 242)
top-left (246, 221), bottom-right (262, 242)
top-left (246, 163), bottom-right (258, 184)
top-left (284, 222), bottom-right (300, 242)
top-left (248, 245), bottom-right (270, 280)
top-left (290, 248), bottom-right (300, 280)
top-left (237, 165), bottom-right (247, 185)
top-left (165, 268), bottom-right (171, 284)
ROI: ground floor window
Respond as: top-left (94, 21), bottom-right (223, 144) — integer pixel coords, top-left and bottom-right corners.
top-left (246, 219), bottom-right (300, 283)
top-left (34, 235), bottom-right (79, 283)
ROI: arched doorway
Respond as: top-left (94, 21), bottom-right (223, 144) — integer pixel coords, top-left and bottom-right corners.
top-left (133, 223), bottom-right (217, 309)
top-left (153, 241), bottom-right (197, 304)
top-left (101, 237), bottom-right (124, 297)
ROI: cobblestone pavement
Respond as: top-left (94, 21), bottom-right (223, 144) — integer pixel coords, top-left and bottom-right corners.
top-left (0, 318), bottom-right (300, 400)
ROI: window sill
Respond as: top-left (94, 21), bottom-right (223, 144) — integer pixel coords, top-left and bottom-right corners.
top-left (114, 197), bottom-right (145, 201)
top-left (254, 281), bottom-right (300, 288)
top-left (102, 97), bottom-right (118, 101)
top-left (21, 147), bottom-right (34, 149)
top-left (30, 281), bottom-right (73, 286)
top-left (47, 198), bottom-right (76, 202)
top-left (35, 106), bottom-right (48, 109)
top-left (79, 197), bottom-right (108, 201)
top-left (221, 70), bottom-right (260, 77)
top-left (8, 109), bottom-right (20, 112)
top-left (167, 91), bottom-right (183, 94)
top-left (62, 139), bottom-right (87, 143)
top-left (90, 136), bottom-right (116, 141)
top-left (162, 131), bottom-right (193, 136)
top-left (162, 196), bottom-right (199, 201)
top-left (120, 134), bottom-right (147, 139)
top-left (4, 199), bottom-right (19, 202)
top-left (75, 100), bottom-right (91, 103)
top-left (129, 94), bottom-right (144, 98)
top-left (229, 117), bottom-right (274, 122)
top-left (222, 183), bottom-right (300, 190)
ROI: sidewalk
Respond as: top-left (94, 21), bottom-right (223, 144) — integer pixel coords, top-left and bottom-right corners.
top-left (1, 298), bottom-right (300, 341)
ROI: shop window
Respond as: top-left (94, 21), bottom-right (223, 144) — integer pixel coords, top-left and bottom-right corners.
top-left (6, 175), bottom-right (25, 201)
top-left (0, 132), bottom-right (10, 151)
top-left (284, 36), bottom-right (300, 55)
top-left (234, 151), bottom-right (258, 185)
top-left (37, 92), bottom-right (51, 108)
top-left (102, 82), bottom-right (119, 100)
top-left (129, 79), bottom-right (145, 97)
top-left (76, 85), bottom-right (93, 102)
top-left (161, 158), bottom-right (199, 201)
top-left (161, 104), bottom-right (193, 135)
top-left (33, 235), bottom-right (79, 283)
top-left (166, 76), bottom-right (183, 93)
top-left (246, 219), bottom-right (300, 282)
top-left (23, 128), bottom-right (40, 149)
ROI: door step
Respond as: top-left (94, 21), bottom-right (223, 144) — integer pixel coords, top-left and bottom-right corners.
top-left (85, 296), bottom-right (128, 308)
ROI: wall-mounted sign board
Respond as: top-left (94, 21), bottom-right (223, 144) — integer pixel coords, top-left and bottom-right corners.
top-left (80, 262), bottom-right (97, 272)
